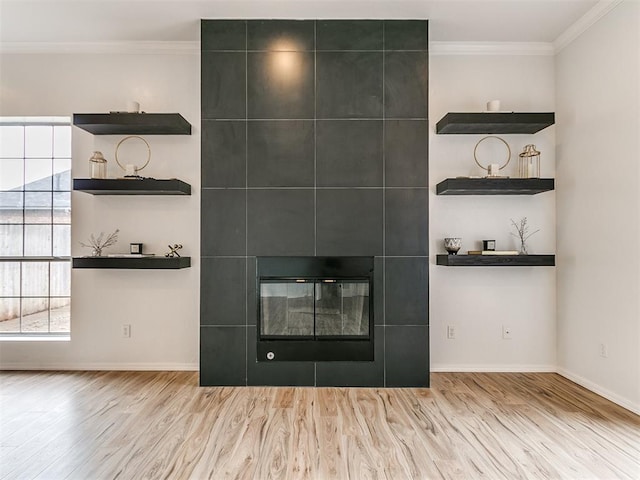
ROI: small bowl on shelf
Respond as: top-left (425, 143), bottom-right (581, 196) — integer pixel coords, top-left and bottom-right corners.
top-left (444, 237), bottom-right (462, 255)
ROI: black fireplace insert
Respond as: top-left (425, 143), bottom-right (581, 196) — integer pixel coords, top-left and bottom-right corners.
top-left (257, 257), bottom-right (374, 362)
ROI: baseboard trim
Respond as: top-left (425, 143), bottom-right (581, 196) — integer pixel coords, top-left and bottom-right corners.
top-left (430, 364), bottom-right (557, 373)
top-left (556, 367), bottom-right (640, 415)
top-left (0, 362), bottom-right (199, 371)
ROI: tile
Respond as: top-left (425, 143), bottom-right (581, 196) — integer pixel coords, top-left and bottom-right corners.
top-left (385, 120), bottom-right (428, 187)
top-left (200, 326), bottom-right (247, 386)
top-left (374, 257), bottom-right (384, 326)
top-left (247, 121), bottom-right (314, 187)
top-left (247, 190), bottom-right (314, 256)
top-left (247, 328), bottom-right (315, 386)
top-left (316, 120), bottom-right (383, 187)
top-left (201, 20), bottom-right (246, 51)
top-left (385, 257), bottom-right (428, 325)
top-left (384, 52), bottom-right (428, 119)
top-left (247, 257), bottom-right (257, 326)
top-left (201, 189), bottom-right (246, 256)
top-left (201, 121), bottom-right (246, 188)
top-left (384, 21), bottom-right (428, 50)
top-left (316, 189), bottom-right (383, 256)
top-left (201, 258), bottom-right (246, 326)
top-left (247, 20), bottom-right (314, 51)
top-left (385, 326), bottom-right (429, 387)
top-left (385, 189), bottom-right (428, 256)
top-left (248, 52), bottom-right (315, 119)
top-left (202, 52), bottom-right (246, 119)
top-left (317, 52), bottom-right (383, 119)
top-left (315, 327), bottom-right (384, 387)
top-left (316, 20), bottom-right (383, 50)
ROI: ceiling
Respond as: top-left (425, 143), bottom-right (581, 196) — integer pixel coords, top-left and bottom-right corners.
top-left (0, 0), bottom-right (599, 44)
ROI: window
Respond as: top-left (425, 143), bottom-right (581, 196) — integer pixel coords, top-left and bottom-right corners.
top-left (0, 117), bottom-right (71, 337)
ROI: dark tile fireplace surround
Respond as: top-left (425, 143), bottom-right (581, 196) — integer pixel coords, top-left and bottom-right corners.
top-left (200, 19), bottom-right (429, 387)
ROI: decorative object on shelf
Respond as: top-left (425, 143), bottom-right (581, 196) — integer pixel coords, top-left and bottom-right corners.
top-left (474, 136), bottom-right (511, 177)
top-left (130, 243), bottom-right (143, 254)
top-left (126, 100), bottom-right (141, 113)
top-left (89, 151), bottom-right (107, 179)
top-left (115, 135), bottom-right (151, 178)
top-left (486, 100), bottom-right (500, 112)
top-left (80, 229), bottom-right (119, 257)
top-left (482, 240), bottom-right (496, 251)
top-left (444, 237), bottom-right (462, 255)
top-left (510, 217), bottom-right (539, 255)
top-left (165, 243), bottom-right (183, 258)
top-left (518, 144), bottom-right (541, 178)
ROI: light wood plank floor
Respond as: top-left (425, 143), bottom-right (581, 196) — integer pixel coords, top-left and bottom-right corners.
top-left (0, 371), bottom-right (638, 479)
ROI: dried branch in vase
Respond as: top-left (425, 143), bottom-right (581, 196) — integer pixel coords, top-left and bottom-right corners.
top-left (80, 229), bottom-right (120, 257)
top-left (510, 218), bottom-right (539, 255)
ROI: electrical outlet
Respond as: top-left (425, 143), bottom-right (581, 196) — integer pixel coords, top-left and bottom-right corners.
top-left (122, 324), bottom-right (131, 338)
top-left (447, 325), bottom-right (456, 339)
top-left (502, 325), bottom-right (512, 340)
top-left (599, 343), bottom-right (608, 358)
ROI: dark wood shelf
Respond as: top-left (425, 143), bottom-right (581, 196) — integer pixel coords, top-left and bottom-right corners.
top-left (73, 256), bottom-right (191, 269)
top-left (436, 112), bottom-right (555, 134)
top-left (73, 113), bottom-right (192, 135)
top-left (436, 178), bottom-right (554, 195)
top-left (436, 254), bottom-right (555, 267)
top-left (73, 178), bottom-right (191, 195)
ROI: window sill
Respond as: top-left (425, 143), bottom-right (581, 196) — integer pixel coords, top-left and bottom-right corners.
top-left (0, 335), bottom-right (70, 342)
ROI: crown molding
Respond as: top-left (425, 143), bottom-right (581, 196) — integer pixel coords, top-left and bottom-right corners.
top-left (0, 41), bottom-right (199, 55)
top-left (554, 0), bottom-right (624, 53)
top-left (430, 41), bottom-right (554, 56)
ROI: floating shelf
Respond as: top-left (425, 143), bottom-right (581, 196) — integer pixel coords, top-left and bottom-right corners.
top-left (436, 254), bottom-right (555, 267)
top-left (436, 112), bottom-right (555, 134)
top-left (73, 113), bottom-right (192, 135)
top-left (73, 178), bottom-right (191, 195)
top-left (436, 178), bottom-right (554, 195)
top-left (73, 256), bottom-right (191, 269)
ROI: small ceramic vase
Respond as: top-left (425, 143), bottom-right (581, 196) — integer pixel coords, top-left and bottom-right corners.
top-left (444, 238), bottom-right (462, 255)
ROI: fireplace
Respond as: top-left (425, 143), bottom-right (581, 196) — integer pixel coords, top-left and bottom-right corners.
top-left (257, 257), bottom-right (374, 362)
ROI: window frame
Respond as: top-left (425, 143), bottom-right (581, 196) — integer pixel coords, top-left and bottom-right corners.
top-left (0, 117), bottom-right (72, 339)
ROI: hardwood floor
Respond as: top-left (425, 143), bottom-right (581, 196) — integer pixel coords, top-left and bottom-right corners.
top-left (0, 372), bottom-right (638, 479)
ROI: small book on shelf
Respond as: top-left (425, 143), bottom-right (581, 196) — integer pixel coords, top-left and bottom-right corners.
top-left (107, 253), bottom-right (156, 258)
top-left (467, 250), bottom-right (519, 255)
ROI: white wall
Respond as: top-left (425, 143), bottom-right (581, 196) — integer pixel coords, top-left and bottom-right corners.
top-left (556, 1), bottom-right (640, 413)
top-left (0, 48), bottom-right (559, 373)
top-left (430, 54), bottom-right (557, 371)
top-left (0, 52), bottom-right (200, 369)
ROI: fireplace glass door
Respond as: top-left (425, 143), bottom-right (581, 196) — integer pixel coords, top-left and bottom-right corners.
top-left (260, 280), bottom-right (370, 339)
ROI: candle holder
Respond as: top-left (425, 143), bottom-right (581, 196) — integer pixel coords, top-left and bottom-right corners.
top-left (518, 144), bottom-right (540, 178)
top-left (473, 136), bottom-right (511, 177)
top-left (89, 151), bottom-right (107, 179)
